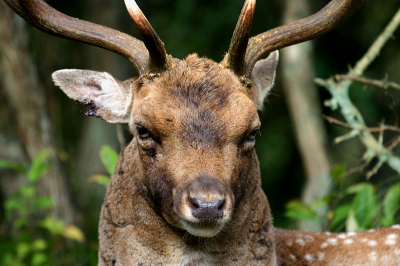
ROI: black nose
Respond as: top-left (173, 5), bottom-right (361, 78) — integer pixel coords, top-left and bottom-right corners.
top-left (189, 197), bottom-right (225, 222)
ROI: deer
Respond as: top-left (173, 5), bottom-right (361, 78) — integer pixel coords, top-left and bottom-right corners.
top-left (4, 0), bottom-right (400, 265)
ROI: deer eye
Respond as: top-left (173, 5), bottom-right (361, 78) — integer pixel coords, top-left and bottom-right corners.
top-left (246, 128), bottom-right (261, 141)
top-left (136, 126), bottom-right (151, 140)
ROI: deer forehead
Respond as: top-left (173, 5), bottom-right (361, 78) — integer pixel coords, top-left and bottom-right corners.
top-left (132, 55), bottom-right (260, 141)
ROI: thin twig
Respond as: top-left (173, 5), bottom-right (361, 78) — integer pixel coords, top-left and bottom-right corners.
top-left (366, 159), bottom-right (385, 180)
top-left (387, 136), bottom-right (400, 151)
top-left (323, 115), bottom-right (400, 133)
top-left (333, 130), bottom-right (359, 144)
top-left (342, 161), bottom-right (370, 178)
top-left (335, 75), bottom-right (400, 92)
top-left (351, 8), bottom-right (400, 77)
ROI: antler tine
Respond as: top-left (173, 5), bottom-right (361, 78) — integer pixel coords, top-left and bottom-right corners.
top-left (220, 0), bottom-right (256, 76)
top-left (124, 0), bottom-right (169, 72)
top-left (3, 0), bottom-right (151, 74)
top-left (243, 0), bottom-right (365, 77)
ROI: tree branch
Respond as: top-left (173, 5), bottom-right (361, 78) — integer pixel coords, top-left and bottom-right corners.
top-left (323, 115), bottom-right (400, 133)
top-left (334, 75), bottom-right (400, 92)
top-left (315, 8), bottom-right (400, 177)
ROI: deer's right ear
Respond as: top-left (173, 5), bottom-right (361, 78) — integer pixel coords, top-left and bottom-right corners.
top-left (52, 70), bottom-right (133, 123)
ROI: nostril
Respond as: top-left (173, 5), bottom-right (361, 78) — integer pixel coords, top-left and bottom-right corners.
top-left (190, 197), bottom-right (201, 209)
top-left (189, 197), bottom-right (225, 222)
top-left (216, 199), bottom-right (225, 210)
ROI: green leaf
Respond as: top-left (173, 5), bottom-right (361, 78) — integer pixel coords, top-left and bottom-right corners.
top-left (99, 146), bottom-right (118, 175)
top-left (20, 186), bottom-right (35, 198)
top-left (345, 182), bottom-right (371, 195)
top-left (381, 183), bottom-right (400, 227)
top-left (38, 217), bottom-right (65, 235)
top-left (31, 239), bottom-right (47, 251)
top-left (33, 197), bottom-right (54, 210)
top-left (351, 184), bottom-right (377, 229)
top-left (88, 174), bottom-right (110, 188)
top-left (16, 242), bottom-right (30, 259)
top-left (330, 204), bottom-right (351, 230)
top-left (2, 252), bottom-right (24, 266)
top-left (31, 252), bottom-right (48, 266)
top-left (14, 217), bottom-right (27, 229)
top-left (5, 197), bottom-right (27, 214)
top-left (5, 197), bottom-right (23, 211)
top-left (284, 200), bottom-right (319, 221)
top-left (346, 209), bottom-right (362, 232)
top-left (331, 164), bottom-right (346, 186)
top-left (62, 225), bottom-right (85, 243)
top-left (0, 159), bottom-right (26, 174)
top-left (27, 149), bottom-right (53, 184)
top-left (311, 197), bottom-right (329, 210)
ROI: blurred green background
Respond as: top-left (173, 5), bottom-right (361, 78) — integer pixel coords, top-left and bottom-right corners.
top-left (1, 0), bottom-right (400, 265)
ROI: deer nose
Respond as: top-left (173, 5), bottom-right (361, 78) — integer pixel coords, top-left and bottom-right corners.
top-left (189, 197), bottom-right (225, 222)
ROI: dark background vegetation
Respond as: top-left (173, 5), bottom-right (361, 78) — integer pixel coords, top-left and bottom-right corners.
top-left (0, 0), bottom-right (399, 264)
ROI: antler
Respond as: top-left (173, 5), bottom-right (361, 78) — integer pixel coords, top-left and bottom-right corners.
top-left (124, 0), bottom-right (169, 71)
top-left (223, 0), bottom-right (365, 77)
top-left (220, 0), bottom-right (256, 75)
top-left (3, 0), bottom-right (168, 74)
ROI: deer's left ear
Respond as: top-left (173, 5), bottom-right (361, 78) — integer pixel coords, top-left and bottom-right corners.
top-left (52, 69), bottom-right (133, 123)
top-left (250, 51), bottom-right (279, 110)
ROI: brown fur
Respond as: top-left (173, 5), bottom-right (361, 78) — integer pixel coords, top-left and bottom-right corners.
top-left (52, 54), bottom-right (400, 266)
top-left (98, 55), bottom-right (276, 265)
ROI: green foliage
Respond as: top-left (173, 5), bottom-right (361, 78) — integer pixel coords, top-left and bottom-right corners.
top-left (382, 183), bottom-right (400, 227)
top-left (285, 200), bottom-right (319, 221)
top-left (89, 145), bottom-right (118, 188)
top-left (99, 145), bottom-right (118, 176)
top-left (284, 163), bottom-right (400, 232)
top-left (0, 150), bottom-right (85, 266)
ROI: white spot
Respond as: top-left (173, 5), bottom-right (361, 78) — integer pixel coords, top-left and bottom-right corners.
top-left (337, 234), bottom-right (346, 239)
top-left (346, 232), bottom-right (356, 237)
top-left (369, 251), bottom-right (377, 262)
top-left (304, 254), bottom-right (314, 262)
top-left (320, 242), bottom-right (329, 249)
top-left (289, 254), bottom-right (296, 261)
top-left (324, 232), bottom-right (331, 235)
top-left (367, 240), bottom-right (377, 247)
top-left (387, 234), bottom-right (398, 239)
top-left (361, 238), bottom-right (368, 243)
top-left (327, 238), bottom-right (338, 245)
top-left (380, 255), bottom-right (391, 264)
top-left (391, 224), bottom-right (400, 229)
top-left (385, 239), bottom-right (396, 246)
top-left (394, 249), bottom-right (400, 255)
top-left (304, 235), bottom-right (314, 242)
top-left (285, 241), bottom-right (293, 247)
top-left (295, 238), bottom-right (305, 246)
top-left (368, 229), bottom-right (375, 232)
top-left (317, 252), bottom-right (325, 261)
top-left (344, 239), bottom-right (353, 245)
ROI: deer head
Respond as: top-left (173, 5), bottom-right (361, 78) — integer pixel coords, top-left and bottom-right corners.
top-left (4, 0), bottom-right (365, 263)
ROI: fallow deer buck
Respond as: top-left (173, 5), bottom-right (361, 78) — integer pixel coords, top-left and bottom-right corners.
top-left (4, 0), bottom-right (400, 265)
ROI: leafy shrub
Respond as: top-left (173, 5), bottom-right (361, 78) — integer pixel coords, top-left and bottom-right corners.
top-left (285, 164), bottom-right (400, 232)
top-left (0, 149), bottom-right (85, 266)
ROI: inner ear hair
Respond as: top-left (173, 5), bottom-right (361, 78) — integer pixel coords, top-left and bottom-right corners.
top-left (52, 69), bottom-right (133, 124)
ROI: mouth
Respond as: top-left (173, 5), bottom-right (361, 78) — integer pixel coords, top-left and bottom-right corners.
top-left (180, 219), bottom-right (225, 238)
